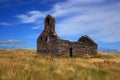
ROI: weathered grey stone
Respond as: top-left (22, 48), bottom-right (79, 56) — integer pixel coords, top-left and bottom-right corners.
top-left (37, 15), bottom-right (98, 56)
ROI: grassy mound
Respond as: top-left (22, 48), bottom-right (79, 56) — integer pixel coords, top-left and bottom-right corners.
top-left (0, 49), bottom-right (120, 80)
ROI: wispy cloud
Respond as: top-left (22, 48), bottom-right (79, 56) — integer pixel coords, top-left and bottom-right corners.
top-left (0, 40), bottom-right (27, 49)
top-left (68, 0), bottom-right (105, 3)
top-left (16, 10), bottom-right (45, 23)
top-left (32, 25), bottom-right (41, 30)
top-left (16, 0), bottom-right (120, 43)
top-left (0, 40), bottom-right (24, 43)
top-left (52, 0), bottom-right (120, 43)
top-left (26, 33), bottom-right (38, 39)
top-left (0, 22), bottom-right (11, 26)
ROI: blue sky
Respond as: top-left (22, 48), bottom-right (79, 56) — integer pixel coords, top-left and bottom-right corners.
top-left (0, 0), bottom-right (120, 51)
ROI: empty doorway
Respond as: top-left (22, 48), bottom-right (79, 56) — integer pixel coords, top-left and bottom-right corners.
top-left (69, 48), bottom-right (73, 57)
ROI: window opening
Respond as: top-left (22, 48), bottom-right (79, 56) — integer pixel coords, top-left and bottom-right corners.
top-left (47, 18), bottom-right (50, 25)
top-left (45, 36), bottom-right (49, 42)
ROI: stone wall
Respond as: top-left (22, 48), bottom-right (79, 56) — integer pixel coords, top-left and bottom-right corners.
top-left (58, 40), bottom-right (97, 57)
top-left (37, 15), bottom-right (60, 56)
top-left (37, 15), bottom-right (98, 57)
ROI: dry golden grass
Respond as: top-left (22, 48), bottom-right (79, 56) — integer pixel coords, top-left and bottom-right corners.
top-left (0, 49), bottom-right (120, 80)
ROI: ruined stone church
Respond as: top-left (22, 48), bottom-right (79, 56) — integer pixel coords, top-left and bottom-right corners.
top-left (37, 15), bottom-right (97, 56)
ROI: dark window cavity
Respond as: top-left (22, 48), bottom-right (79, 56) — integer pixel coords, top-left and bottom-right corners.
top-left (47, 18), bottom-right (50, 25)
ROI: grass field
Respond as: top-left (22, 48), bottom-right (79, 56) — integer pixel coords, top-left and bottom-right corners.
top-left (0, 49), bottom-right (120, 80)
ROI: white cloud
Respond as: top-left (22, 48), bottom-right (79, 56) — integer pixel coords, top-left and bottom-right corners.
top-left (0, 40), bottom-right (27, 49)
top-left (16, 0), bottom-right (120, 43)
top-left (0, 22), bottom-right (11, 26)
top-left (32, 26), bottom-right (40, 30)
top-left (51, 0), bottom-right (106, 17)
top-left (32, 24), bottom-right (43, 30)
top-left (0, 40), bottom-right (24, 43)
top-left (68, 0), bottom-right (105, 3)
top-left (16, 10), bottom-right (45, 23)
top-left (26, 33), bottom-right (38, 39)
top-left (51, 0), bottom-right (120, 43)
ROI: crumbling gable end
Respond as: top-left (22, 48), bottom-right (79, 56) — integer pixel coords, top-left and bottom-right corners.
top-left (78, 35), bottom-right (97, 46)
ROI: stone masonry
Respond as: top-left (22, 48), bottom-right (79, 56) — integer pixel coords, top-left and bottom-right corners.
top-left (37, 15), bottom-right (98, 56)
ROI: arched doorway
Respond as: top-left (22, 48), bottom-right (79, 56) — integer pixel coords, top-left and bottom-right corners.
top-left (69, 48), bottom-right (73, 57)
